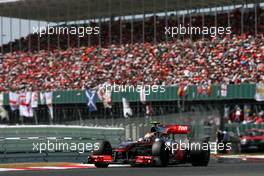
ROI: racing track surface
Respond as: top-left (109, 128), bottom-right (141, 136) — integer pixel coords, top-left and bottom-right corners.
top-left (1, 161), bottom-right (264, 176)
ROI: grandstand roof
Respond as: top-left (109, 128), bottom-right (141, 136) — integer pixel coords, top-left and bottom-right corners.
top-left (0, 0), bottom-right (262, 22)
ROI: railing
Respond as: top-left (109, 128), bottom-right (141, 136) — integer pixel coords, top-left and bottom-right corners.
top-left (225, 123), bottom-right (264, 134)
top-left (2, 84), bottom-right (257, 105)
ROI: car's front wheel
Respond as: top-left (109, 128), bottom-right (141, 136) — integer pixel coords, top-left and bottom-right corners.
top-left (94, 162), bottom-right (109, 168)
top-left (152, 141), bottom-right (169, 167)
top-left (92, 140), bottom-right (112, 168)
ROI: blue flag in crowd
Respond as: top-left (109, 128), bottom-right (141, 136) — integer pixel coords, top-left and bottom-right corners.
top-left (85, 90), bottom-right (97, 112)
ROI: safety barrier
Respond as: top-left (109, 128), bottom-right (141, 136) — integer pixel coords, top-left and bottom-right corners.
top-left (225, 123), bottom-right (264, 134)
top-left (2, 84), bottom-right (257, 105)
top-left (0, 125), bottom-right (125, 163)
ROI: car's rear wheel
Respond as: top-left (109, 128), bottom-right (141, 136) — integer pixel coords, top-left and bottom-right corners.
top-left (152, 141), bottom-right (169, 167)
top-left (190, 140), bottom-right (210, 166)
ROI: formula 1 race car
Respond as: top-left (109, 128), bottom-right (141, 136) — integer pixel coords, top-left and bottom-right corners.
top-left (88, 122), bottom-right (210, 168)
top-left (240, 128), bottom-right (264, 152)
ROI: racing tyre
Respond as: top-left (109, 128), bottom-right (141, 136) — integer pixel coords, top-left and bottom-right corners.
top-left (130, 163), bottom-right (144, 167)
top-left (152, 141), bottom-right (169, 167)
top-left (94, 163), bottom-right (109, 168)
top-left (190, 140), bottom-right (210, 167)
top-left (93, 140), bottom-right (112, 168)
top-left (93, 140), bottom-right (112, 155)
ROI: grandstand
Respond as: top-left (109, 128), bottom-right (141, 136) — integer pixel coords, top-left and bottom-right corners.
top-left (0, 0), bottom-right (262, 120)
top-left (0, 0), bottom-right (262, 122)
top-left (0, 0), bottom-right (263, 163)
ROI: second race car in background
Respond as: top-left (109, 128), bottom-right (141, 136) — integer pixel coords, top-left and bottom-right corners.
top-left (240, 129), bottom-right (264, 152)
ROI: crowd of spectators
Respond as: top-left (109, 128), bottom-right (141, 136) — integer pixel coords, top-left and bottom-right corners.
top-left (0, 6), bottom-right (263, 92)
top-left (0, 33), bottom-right (263, 92)
top-left (225, 106), bottom-right (264, 124)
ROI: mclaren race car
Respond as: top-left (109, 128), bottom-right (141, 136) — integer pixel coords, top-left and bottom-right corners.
top-left (88, 122), bottom-right (210, 168)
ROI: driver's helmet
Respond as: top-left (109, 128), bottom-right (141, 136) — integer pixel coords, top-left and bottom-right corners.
top-left (144, 132), bottom-right (155, 142)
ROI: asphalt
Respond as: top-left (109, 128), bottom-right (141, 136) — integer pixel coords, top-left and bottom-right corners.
top-left (1, 160), bottom-right (264, 176)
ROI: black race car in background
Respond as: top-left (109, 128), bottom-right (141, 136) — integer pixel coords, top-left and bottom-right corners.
top-left (88, 122), bottom-right (210, 168)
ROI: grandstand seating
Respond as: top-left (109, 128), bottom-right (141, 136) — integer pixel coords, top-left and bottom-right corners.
top-left (0, 34), bottom-right (263, 92)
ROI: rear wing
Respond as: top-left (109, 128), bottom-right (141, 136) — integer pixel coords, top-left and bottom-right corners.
top-left (164, 124), bottom-right (190, 134)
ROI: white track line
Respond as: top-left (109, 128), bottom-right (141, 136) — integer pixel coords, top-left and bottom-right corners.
top-left (0, 164), bottom-right (132, 172)
top-left (219, 155), bottom-right (264, 159)
top-left (80, 164), bottom-right (130, 167)
top-left (0, 168), bottom-right (26, 172)
top-left (29, 166), bottom-right (82, 170)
